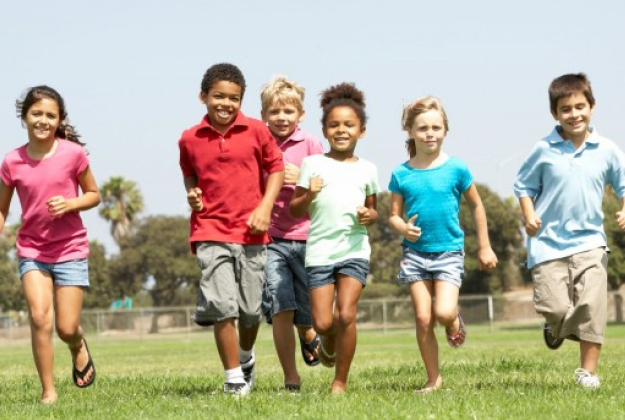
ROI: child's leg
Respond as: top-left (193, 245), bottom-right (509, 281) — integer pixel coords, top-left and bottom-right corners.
top-left (22, 270), bottom-right (56, 403)
top-left (310, 284), bottom-right (337, 353)
top-left (409, 280), bottom-right (441, 390)
top-left (214, 318), bottom-right (241, 369)
top-left (433, 281), bottom-right (460, 333)
top-left (331, 274), bottom-right (363, 393)
top-left (580, 341), bottom-right (601, 373)
top-left (271, 311), bottom-right (299, 384)
top-left (54, 285), bottom-right (94, 387)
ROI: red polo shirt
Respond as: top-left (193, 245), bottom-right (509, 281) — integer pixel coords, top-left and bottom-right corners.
top-left (179, 111), bottom-right (284, 250)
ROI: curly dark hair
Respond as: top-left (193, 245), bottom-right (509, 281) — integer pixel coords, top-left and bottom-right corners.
top-left (16, 85), bottom-right (84, 146)
top-left (320, 83), bottom-right (367, 128)
top-left (200, 63), bottom-right (246, 98)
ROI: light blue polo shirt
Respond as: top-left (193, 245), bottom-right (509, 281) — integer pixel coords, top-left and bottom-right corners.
top-left (514, 127), bottom-right (625, 268)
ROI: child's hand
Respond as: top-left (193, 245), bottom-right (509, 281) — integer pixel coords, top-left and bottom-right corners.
top-left (525, 215), bottom-right (542, 236)
top-left (403, 215), bottom-right (421, 242)
top-left (187, 187), bottom-right (203, 212)
top-left (309, 176), bottom-right (323, 195)
top-left (356, 206), bottom-right (373, 225)
top-left (616, 211), bottom-right (625, 231)
top-left (47, 196), bottom-right (72, 218)
top-left (247, 204), bottom-right (271, 235)
top-left (478, 247), bottom-right (498, 270)
top-left (284, 163), bottom-right (300, 185)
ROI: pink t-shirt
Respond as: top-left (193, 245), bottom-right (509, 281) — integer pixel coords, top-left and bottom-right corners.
top-left (0, 140), bottom-right (90, 262)
top-left (269, 127), bottom-right (324, 240)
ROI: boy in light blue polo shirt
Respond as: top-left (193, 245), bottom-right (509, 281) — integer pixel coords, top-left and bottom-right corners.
top-left (514, 73), bottom-right (625, 389)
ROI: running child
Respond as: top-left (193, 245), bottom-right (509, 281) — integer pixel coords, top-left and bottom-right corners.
top-left (0, 86), bottom-right (101, 404)
top-left (179, 63), bottom-right (284, 396)
top-left (514, 73), bottom-right (625, 389)
top-left (388, 96), bottom-right (497, 393)
top-left (290, 83), bottom-right (379, 394)
top-left (259, 76), bottom-right (324, 392)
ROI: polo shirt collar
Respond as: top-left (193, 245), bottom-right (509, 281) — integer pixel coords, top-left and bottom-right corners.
top-left (280, 126), bottom-right (305, 143)
top-left (199, 111), bottom-right (249, 134)
top-left (547, 125), bottom-right (600, 145)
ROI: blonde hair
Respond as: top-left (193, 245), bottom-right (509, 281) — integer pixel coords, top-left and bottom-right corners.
top-left (260, 75), bottom-right (305, 113)
top-left (402, 96), bottom-right (449, 158)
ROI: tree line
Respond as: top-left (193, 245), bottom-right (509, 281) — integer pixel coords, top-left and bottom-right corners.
top-left (1, 178), bottom-right (624, 312)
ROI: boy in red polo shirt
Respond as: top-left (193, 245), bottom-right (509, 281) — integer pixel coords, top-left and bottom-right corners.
top-left (178, 63), bottom-right (284, 396)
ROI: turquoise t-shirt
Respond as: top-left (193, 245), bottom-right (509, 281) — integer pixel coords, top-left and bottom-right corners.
top-left (388, 157), bottom-right (473, 252)
top-left (297, 155), bottom-right (379, 267)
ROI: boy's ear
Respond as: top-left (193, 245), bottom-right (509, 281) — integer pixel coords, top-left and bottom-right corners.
top-left (198, 91), bottom-right (207, 104)
top-left (298, 109), bottom-right (306, 123)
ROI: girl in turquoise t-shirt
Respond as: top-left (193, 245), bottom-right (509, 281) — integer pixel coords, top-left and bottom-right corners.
top-left (290, 83), bottom-right (379, 395)
top-left (388, 96), bottom-right (497, 394)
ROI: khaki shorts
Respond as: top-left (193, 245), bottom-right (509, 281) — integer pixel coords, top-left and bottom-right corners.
top-left (193, 242), bottom-right (267, 328)
top-left (531, 248), bottom-right (608, 344)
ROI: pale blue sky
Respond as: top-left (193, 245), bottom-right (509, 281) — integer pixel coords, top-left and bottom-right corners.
top-left (2, 1), bottom-right (624, 253)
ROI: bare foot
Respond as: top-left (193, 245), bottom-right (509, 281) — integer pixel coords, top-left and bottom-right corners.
top-left (414, 376), bottom-right (443, 394)
top-left (330, 380), bottom-right (347, 395)
top-left (41, 391), bottom-right (58, 405)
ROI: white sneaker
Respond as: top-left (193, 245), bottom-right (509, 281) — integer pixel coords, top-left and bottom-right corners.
top-left (241, 353), bottom-right (256, 389)
top-left (574, 368), bottom-right (600, 389)
top-left (223, 381), bottom-right (251, 397)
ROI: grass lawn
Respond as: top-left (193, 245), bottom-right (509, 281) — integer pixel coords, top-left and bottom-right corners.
top-left (1, 322), bottom-right (624, 419)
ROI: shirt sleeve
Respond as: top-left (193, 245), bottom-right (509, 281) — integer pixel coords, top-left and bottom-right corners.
top-left (297, 157), bottom-right (313, 189)
top-left (458, 162), bottom-right (474, 193)
top-left (75, 148), bottom-right (89, 177)
top-left (366, 164), bottom-right (380, 196)
top-left (0, 158), bottom-right (13, 187)
top-left (514, 143), bottom-right (543, 198)
top-left (260, 125), bottom-right (285, 174)
top-left (388, 168), bottom-right (401, 194)
top-left (607, 142), bottom-right (625, 198)
top-left (178, 136), bottom-right (196, 177)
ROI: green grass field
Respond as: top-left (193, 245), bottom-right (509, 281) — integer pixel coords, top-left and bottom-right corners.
top-left (1, 323), bottom-right (624, 419)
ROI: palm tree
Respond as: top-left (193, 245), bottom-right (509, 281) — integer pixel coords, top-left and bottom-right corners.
top-left (99, 176), bottom-right (144, 245)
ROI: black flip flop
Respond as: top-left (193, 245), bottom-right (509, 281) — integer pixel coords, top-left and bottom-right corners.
top-left (72, 338), bottom-right (96, 388)
top-left (299, 334), bottom-right (321, 367)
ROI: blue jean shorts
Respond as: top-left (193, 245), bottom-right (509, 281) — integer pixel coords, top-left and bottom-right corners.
top-left (306, 258), bottom-right (369, 290)
top-left (18, 258), bottom-right (90, 287)
top-left (262, 238), bottom-right (312, 326)
top-left (398, 246), bottom-right (464, 287)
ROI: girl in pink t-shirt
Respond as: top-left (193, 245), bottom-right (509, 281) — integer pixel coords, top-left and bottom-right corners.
top-left (0, 86), bottom-right (101, 404)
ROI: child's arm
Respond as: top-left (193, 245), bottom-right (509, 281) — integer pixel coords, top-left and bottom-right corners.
top-left (290, 176), bottom-right (322, 218)
top-left (184, 175), bottom-right (203, 212)
top-left (247, 169), bottom-right (285, 235)
top-left (519, 196), bottom-right (542, 236)
top-left (48, 166), bottom-right (101, 218)
top-left (388, 192), bottom-right (421, 242)
top-left (0, 180), bottom-right (14, 233)
top-left (357, 194), bottom-right (378, 226)
top-left (463, 183), bottom-right (498, 270)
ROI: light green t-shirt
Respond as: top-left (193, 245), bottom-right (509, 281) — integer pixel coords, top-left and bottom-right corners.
top-left (297, 155), bottom-right (379, 267)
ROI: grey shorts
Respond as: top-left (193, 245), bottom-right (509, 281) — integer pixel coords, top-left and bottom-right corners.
top-left (193, 242), bottom-right (267, 328)
top-left (531, 247), bottom-right (608, 344)
top-left (397, 246), bottom-right (464, 288)
top-left (261, 238), bottom-right (312, 326)
top-left (18, 258), bottom-right (89, 287)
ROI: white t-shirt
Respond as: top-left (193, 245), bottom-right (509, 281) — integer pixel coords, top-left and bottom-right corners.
top-left (297, 154), bottom-right (379, 266)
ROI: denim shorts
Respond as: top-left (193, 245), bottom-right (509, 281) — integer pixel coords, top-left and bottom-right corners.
top-left (262, 238), bottom-right (312, 326)
top-left (194, 242), bottom-right (267, 328)
top-left (306, 258), bottom-right (369, 290)
top-left (397, 246), bottom-right (464, 287)
top-left (18, 258), bottom-right (90, 287)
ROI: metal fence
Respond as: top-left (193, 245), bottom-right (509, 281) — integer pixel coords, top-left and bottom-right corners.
top-left (1, 292), bottom-right (623, 344)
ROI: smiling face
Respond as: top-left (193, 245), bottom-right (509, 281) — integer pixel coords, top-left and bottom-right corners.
top-left (322, 105), bottom-right (365, 159)
top-left (200, 80), bottom-right (242, 133)
top-left (24, 98), bottom-right (61, 144)
top-left (552, 92), bottom-right (594, 144)
top-left (262, 100), bottom-right (304, 142)
top-left (407, 109), bottom-right (446, 156)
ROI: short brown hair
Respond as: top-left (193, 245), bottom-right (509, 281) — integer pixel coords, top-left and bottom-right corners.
top-left (260, 75), bottom-right (305, 113)
top-left (548, 73), bottom-right (595, 115)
